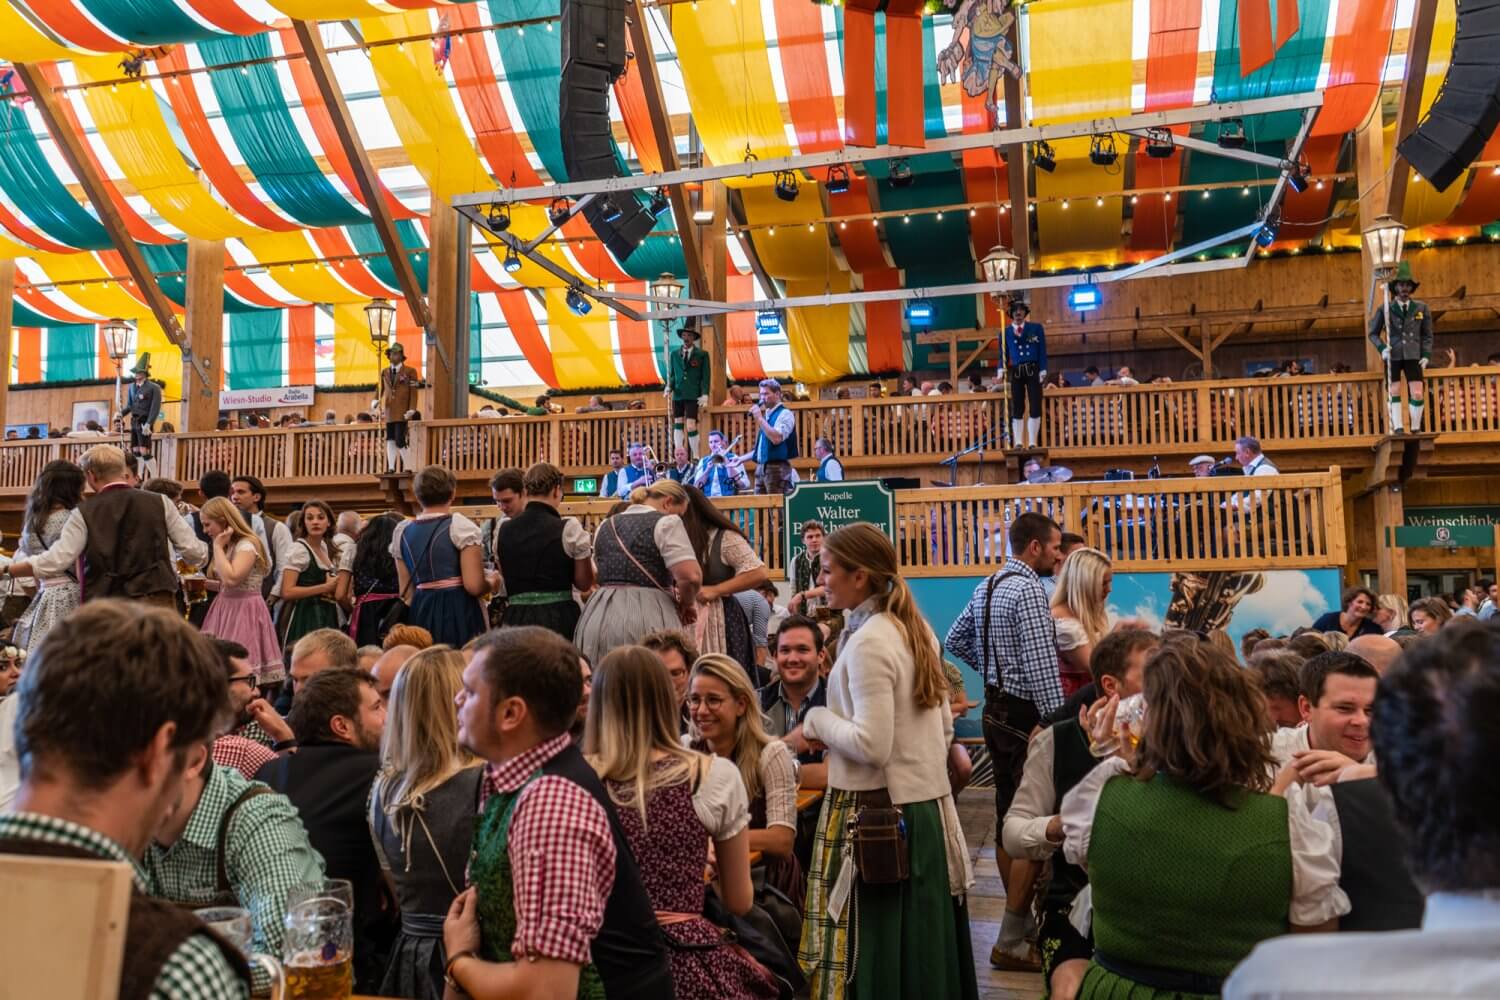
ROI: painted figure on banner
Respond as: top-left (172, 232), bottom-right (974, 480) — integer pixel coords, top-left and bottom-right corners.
top-left (1164, 571), bottom-right (1266, 633)
top-left (938, 0), bottom-right (1020, 125)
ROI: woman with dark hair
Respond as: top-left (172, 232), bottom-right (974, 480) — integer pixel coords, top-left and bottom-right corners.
top-left (278, 499), bottom-right (342, 649)
top-left (679, 485), bottom-right (768, 677)
top-left (12, 460), bottom-right (85, 650)
top-left (496, 462), bottom-right (595, 640)
top-left (390, 465), bottom-right (490, 649)
top-left (1310, 586), bottom-right (1382, 639)
top-left (342, 512), bottom-right (404, 647)
top-left (1059, 641), bottom-right (1347, 998)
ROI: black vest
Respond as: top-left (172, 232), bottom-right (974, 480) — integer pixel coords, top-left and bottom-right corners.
top-left (498, 503), bottom-right (575, 595)
top-left (1329, 778), bottom-right (1425, 932)
top-left (0, 836), bottom-right (251, 1000)
top-left (79, 487), bottom-right (178, 600)
top-left (1045, 718), bottom-right (1097, 910)
top-left (541, 743), bottom-right (675, 1000)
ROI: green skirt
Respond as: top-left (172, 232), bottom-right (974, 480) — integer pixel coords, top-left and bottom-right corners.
top-left (1076, 962), bottom-right (1217, 1000)
top-left (279, 596), bottom-right (340, 650)
top-left (799, 789), bottom-right (978, 1000)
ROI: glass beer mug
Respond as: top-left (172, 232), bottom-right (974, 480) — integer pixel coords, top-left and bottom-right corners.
top-left (195, 905), bottom-right (286, 1000)
top-left (282, 878), bottom-right (354, 1000)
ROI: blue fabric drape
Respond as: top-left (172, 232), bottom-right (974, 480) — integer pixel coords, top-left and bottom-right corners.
top-left (44, 324), bottom-right (98, 382)
top-left (227, 309), bottom-right (285, 389)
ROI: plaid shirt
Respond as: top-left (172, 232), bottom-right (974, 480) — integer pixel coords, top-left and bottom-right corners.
top-left (234, 719), bottom-right (275, 748)
top-left (476, 733), bottom-right (616, 966)
top-left (0, 811), bottom-right (250, 1000)
top-left (144, 765), bottom-right (325, 996)
top-left (212, 735), bottom-right (277, 781)
top-left (944, 558), bottom-right (1063, 716)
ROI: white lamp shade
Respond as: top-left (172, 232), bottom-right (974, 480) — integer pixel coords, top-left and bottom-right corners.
top-left (100, 319), bottom-right (135, 361)
top-left (650, 273), bottom-right (684, 301)
top-left (365, 298), bottom-right (397, 347)
top-left (981, 245), bottom-right (1020, 284)
top-left (1361, 214), bottom-right (1406, 272)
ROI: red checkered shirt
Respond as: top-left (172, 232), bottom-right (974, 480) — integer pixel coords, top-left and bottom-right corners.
top-left (477, 733), bottom-right (616, 966)
top-left (212, 734), bottom-right (277, 780)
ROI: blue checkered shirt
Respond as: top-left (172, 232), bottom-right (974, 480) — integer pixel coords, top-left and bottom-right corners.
top-left (944, 558), bottom-right (1063, 716)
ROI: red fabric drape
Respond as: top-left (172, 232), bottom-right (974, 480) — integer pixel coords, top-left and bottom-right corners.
top-left (1239, 0), bottom-right (1276, 77)
top-left (287, 306), bottom-right (316, 386)
top-left (1129, 0), bottom-right (1200, 253)
top-left (1278, 137), bottom-right (1341, 240)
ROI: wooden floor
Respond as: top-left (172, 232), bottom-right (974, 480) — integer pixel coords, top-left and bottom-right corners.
top-left (957, 789), bottom-right (1047, 1000)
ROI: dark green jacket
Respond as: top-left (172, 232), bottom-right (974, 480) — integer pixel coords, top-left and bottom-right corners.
top-left (668, 345), bottom-right (709, 401)
top-left (1367, 297), bottom-right (1433, 362)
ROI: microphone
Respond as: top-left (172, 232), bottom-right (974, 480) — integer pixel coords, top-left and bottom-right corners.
top-left (1216, 455), bottom-right (1236, 466)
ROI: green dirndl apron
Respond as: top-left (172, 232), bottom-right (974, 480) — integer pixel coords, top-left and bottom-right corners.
top-left (279, 541), bottom-right (341, 649)
top-left (799, 789), bottom-right (978, 1000)
top-left (469, 772), bottom-right (606, 1000)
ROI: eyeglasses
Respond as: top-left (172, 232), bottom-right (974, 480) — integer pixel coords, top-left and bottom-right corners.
top-left (228, 674), bottom-right (259, 688)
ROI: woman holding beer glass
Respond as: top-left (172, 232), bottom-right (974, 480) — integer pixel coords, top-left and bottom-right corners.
top-left (200, 497), bottom-right (284, 690)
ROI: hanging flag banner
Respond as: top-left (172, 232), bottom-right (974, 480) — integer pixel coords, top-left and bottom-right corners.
top-left (220, 385), bottom-right (317, 409)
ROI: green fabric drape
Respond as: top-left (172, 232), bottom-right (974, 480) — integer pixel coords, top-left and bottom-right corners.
top-left (140, 243), bottom-right (269, 313)
top-left (197, 35), bottom-right (368, 227)
top-left (228, 310), bottom-right (285, 389)
top-left (1209, 0), bottom-right (1332, 141)
top-left (0, 99), bottom-right (111, 250)
top-left (348, 220), bottom-right (430, 291)
top-left (77, 0), bottom-right (228, 44)
top-left (44, 325), bottom-right (98, 382)
top-left (1179, 141), bottom-right (1285, 249)
top-left (470, 292), bottom-right (484, 387)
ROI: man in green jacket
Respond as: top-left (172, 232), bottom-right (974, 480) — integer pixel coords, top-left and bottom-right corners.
top-left (666, 323), bottom-right (709, 458)
top-left (1367, 261), bottom-right (1434, 434)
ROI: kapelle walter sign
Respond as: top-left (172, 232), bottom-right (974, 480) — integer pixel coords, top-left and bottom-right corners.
top-left (219, 386), bottom-right (316, 409)
top-left (784, 480), bottom-right (896, 570)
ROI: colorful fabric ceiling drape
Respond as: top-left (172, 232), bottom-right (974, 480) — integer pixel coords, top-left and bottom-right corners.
top-left (228, 310), bottom-right (286, 389)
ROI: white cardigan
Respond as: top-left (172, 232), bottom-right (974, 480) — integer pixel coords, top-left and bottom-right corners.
top-left (802, 607), bottom-right (954, 805)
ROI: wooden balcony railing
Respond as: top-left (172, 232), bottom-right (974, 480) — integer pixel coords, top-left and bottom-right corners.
top-left (446, 471), bottom-right (1346, 577)
top-left (0, 368), bottom-right (1494, 496)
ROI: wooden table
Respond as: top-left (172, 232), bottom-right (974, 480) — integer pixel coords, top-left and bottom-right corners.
top-left (796, 789), bottom-right (824, 812)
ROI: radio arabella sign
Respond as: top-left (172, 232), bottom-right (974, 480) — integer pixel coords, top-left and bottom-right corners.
top-left (219, 386), bottom-right (316, 409)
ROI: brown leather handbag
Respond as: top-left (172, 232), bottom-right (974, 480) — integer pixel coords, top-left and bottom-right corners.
top-left (849, 789), bottom-right (909, 884)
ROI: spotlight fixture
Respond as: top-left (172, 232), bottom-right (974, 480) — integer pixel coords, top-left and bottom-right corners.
top-left (1255, 209), bottom-right (1281, 248)
top-left (548, 197), bottom-right (572, 226)
top-left (565, 286), bottom-right (592, 316)
top-left (1033, 140), bottom-right (1057, 173)
top-left (888, 158), bottom-right (915, 188)
top-left (502, 245), bottom-right (522, 274)
top-left (905, 298), bottom-right (935, 327)
top-left (1089, 134), bottom-right (1118, 167)
top-left (1286, 161), bottom-right (1311, 194)
top-left (484, 202), bottom-right (512, 233)
top-left (1217, 118), bottom-right (1246, 150)
top-left (1067, 280), bottom-right (1102, 314)
top-left (598, 196), bottom-right (623, 223)
top-left (773, 170), bottom-right (801, 203)
top-left (1144, 128), bottom-right (1175, 159)
top-left (755, 309), bottom-right (781, 335)
top-left (825, 164), bottom-right (852, 195)
top-left (648, 187), bottom-right (671, 218)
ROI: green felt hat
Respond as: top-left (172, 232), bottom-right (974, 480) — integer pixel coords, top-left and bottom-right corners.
top-left (1388, 260), bottom-right (1419, 291)
top-left (131, 352), bottom-right (152, 375)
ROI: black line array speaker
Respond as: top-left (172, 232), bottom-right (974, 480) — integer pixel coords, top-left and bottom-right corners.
top-left (1397, 0), bottom-right (1500, 192)
top-left (559, 0), bottom-right (656, 261)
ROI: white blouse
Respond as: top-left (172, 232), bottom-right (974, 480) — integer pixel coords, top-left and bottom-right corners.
top-left (1054, 616), bottom-right (1090, 652)
top-left (1060, 755), bottom-right (1350, 926)
top-left (284, 540), bottom-right (336, 574)
top-left (691, 754), bottom-right (751, 840)
top-left (387, 512), bottom-right (484, 562)
top-left (559, 517), bottom-right (594, 560)
top-left (758, 740), bottom-right (798, 833)
top-left (595, 505), bottom-right (696, 569)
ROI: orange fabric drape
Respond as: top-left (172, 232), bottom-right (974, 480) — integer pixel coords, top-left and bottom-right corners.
top-left (612, 63), bottom-right (665, 175)
top-left (860, 268), bottom-right (905, 374)
top-left (1319, 0), bottom-right (1397, 135)
top-left (884, 0), bottom-right (927, 149)
top-left (614, 281), bottom-right (659, 385)
top-left (1239, 0), bottom-right (1276, 77)
top-left (772, 0), bottom-right (843, 153)
top-left (15, 286), bottom-right (95, 324)
top-left (1129, 0), bottom-right (1200, 253)
top-left (308, 229), bottom-right (397, 298)
top-left (495, 289), bottom-right (558, 389)
top-left (1274, 0), bottom-right (1301, 47)
top-left (843, 0), bottom-right (880, 147)
top-left (17, 328), bottom-right (41, 383)
top-left (287, 305), bottom-right (316, 386)
top-left (725, 272), bottom-right (767, 382)
top-left (23, 2), bottom-right (119, 51)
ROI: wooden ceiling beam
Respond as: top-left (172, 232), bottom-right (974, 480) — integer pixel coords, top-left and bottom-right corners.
top-left (1387, 0), bottom-right (1440, 218)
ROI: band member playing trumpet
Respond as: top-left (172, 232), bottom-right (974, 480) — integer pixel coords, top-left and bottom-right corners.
top-left (694, 430), bottom-right (751, 497)
top-left (611, 442), bottom-right (654, 499)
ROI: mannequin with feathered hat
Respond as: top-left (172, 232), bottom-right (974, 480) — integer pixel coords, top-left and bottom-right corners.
top-left (125, 352), bottom-right (162, 475)
top-left (1003, 298), bottom-right (1047, 448)
top-left (1367, 261), bottom-right (1433, 434)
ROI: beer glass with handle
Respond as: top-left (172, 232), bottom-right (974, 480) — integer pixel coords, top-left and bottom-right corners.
top-left (282, 878), bottom-right (354, 1000)
top-left (196, 905), bottom-right (286, 1000)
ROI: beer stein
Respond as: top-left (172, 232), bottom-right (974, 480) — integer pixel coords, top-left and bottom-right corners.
top-left (196, 905), bottom-right (286, 1000)
top-left (282, 878), bottom-right (354, 999)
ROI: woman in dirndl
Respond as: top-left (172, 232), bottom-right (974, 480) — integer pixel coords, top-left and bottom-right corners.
top-left (573, 479), bottom-right (702, 667)
top-left (680, 486), bottom-right (768, 680)
top-left (278, 499), bottom-right (342, 650)
top-left (341, 513), bottom-right (404, 647)
top-left (199, 497), bottom-right (283, 686)
top-left (11, 460), bottom-right (85, 652)
top-left (787, 523), bottom-right (978, 1000)
top-left (390, 465), bottom-right (491, 649)
top-left (496, 462), bottom-right (594, 640)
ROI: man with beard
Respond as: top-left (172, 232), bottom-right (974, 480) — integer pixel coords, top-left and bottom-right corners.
top-left (255, 669), bottom-right (391, 991)
top-left (209, 639), bottom-right (282, 777)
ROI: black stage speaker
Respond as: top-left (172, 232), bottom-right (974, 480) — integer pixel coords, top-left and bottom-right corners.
top-left (1397, 0), bottom-right (1500, 192)
top-left (559, 0), bottom-right (656, 261)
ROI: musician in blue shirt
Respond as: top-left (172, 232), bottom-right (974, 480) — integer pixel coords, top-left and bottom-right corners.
top-left (694, 430), bottom-right (750, 497)
top-left (813, 436), bottom-right (844, 482)
top-left (1004, 299), bottom-right (1047, 449)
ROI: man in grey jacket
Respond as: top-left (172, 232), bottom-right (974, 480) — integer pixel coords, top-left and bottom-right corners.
top-left (126, 352), bottom-right (164, 475)
top-left (1366, 261), bottom-right (1433, 434)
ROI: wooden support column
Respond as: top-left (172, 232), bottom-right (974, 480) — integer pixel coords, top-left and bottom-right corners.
top-left (1354, 107), bottom-right (1388, 373)
top-left (1001, 14), bottom-right (1030, 278)
top-left (427, 201), bottom-right (462, 419)
top-left (183, 239), bottom-right (224, 432)
top-left (1373, 484), bottom-right (1407, 598)
top-left (701, 180), bottom-right (730, 404)
top-left (1387, 0), bottom-right (1440, 222)
top-left (14, 64), bottom-right (206, 390)
top-left (0, 260), bottom-right (12, 431)
top-left (1199, 321), bottom-right (1214, 377)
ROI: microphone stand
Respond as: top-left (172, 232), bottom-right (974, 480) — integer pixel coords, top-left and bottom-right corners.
top-left (940, 429), bottom-right (1000, 486)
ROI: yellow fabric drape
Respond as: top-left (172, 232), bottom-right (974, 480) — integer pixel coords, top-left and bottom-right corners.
top-left (332, 303), bottom-right (382, 385)
top-left (135, 317), bottom-right (184, 404)
top-left (33, 252), bottom-right (163, 319)
top-left (75, 59), bottom-right (262, 240)
top-left (0, 5), bottom-right (83, 62)
top-left (239, 232), bottom-right (368, 304)
top-left (544, 288), bottom-right (621, 389)
top-left (1026, 0), bottom-right (1134, 268)
top-left (271, 0), bottom-right (397, 17)
top-left (1389, 0), bottom-right (1464, 231)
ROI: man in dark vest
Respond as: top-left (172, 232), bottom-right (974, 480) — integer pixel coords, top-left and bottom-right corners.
top-left (1000, 628), bottom-right (1156, 992)
top-left (445, 626), bottom-right (672, 999)
top-left (0, 601), bottom-right (252, 1000)
top-left (750, 378), bottom-right (798, 495)
top-left (1326, 777), bottom-right (1425, 931)
top-left (6, 444), bottom-right (206, 609)
top-left (496, 462), bottom-right (594, 640)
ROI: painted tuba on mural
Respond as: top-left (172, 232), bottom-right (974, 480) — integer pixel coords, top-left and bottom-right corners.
top-left (1163, 571), bottom-right (1266, 634)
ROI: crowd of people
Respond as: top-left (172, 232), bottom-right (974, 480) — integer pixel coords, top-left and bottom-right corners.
top-left (0, 438), bottom-right (1497, 1000)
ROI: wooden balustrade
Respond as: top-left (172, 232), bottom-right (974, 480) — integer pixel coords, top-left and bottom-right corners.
top-left (1422, 367), bottom-right (1500, 434)
top-left (176, 430), bottom-right (289, 484)
top-left (426, 417), bottom-right (553, 475)
top-left (295, 425), bottom-right (387, 480)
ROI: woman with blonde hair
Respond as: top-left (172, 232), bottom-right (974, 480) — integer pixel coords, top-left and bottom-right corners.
top-left (370, 645), bottom-right (481, 1000)
top-left (789, 522), bottom-right (977, 1000)
top-left (687, 653), bottom-right (802, 905)
top-left (1373, 592), bottom-right (1410, 635)
top-left (574, 479), bottom-right (703, 665)
top-left (1409, 596), bottom-right (1452, 634)
top-left (1051, 546), bottom-right (1112, 697)
top-left (587, 646), bottom-right (777, 999)
top-left (199, 496), bottom-right (283, 687)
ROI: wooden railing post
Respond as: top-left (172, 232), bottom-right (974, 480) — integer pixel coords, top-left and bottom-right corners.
top-left (410, 421), bottom-right (430, 468)
top-left (1196, 383), bottom-right (1212, 445)
top-left (282, 429), bottom-right (296, 480)
top-left (548, 417), bottom-right (561, 465)
top-left (850, 399), bottom-right (865, 457)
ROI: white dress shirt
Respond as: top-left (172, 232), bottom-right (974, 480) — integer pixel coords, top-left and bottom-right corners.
top-left (251, 513), bottom-right (295, 598)
top-left (1225, 891), bottom-right (1500, 999)
top-left (25, 488), bottom-right (208, 579)
top-left (0, 696), bottom-right (18, 814)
